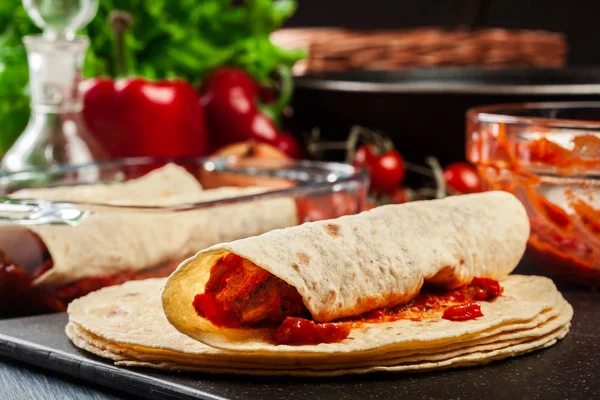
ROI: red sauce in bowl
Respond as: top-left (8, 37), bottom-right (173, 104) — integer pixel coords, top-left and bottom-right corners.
top-left (468, 115), bottom-right (600, 286)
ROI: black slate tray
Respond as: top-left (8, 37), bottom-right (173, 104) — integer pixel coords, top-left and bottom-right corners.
top-left (1, 263), bottom-right (600, 400)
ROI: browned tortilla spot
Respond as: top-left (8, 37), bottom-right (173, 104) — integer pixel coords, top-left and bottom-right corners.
top-left (327, 289), bottom-right (337, 301)
top-left (292, 264), bottom-right (300, 271)
top-left (297, 252), bottom-right (310, 266)
top-left (106, 307), bottom-right (128, 317)
top-left (324, 223), bottom-right (341, 237)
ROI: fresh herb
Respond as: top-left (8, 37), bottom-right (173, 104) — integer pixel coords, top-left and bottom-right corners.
top-left (0, 0), bottom-right (304, 155)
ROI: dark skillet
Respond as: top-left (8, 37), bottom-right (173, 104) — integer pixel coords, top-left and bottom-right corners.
top-left (284, 67), bottom-right (600, 166)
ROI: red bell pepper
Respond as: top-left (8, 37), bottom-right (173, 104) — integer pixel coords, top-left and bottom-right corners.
top-left (200, 67), bottom-right (302, 159)
top-left (82, 78), bottom-right (207, 158)
top-left (81, 11), bottom-right (207, 159)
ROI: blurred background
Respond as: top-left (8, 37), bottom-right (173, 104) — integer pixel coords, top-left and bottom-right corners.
top-left (3, 0), bottom-right (599, 166)
top-left (3, 0), bottom-right (599, 192)
top-left (1, 0), bottom-right (599, 317)
top-left (285, 0), bottom-right (599, 65)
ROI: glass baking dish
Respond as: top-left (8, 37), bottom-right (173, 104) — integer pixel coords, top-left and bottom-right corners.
top-left (467, 102), bottom-right (600, 286)
top-left (0, 157), bottom-right (368, 317)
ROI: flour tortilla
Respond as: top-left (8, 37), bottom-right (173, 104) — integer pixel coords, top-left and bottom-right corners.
top-left (162, 191), bottom-right (530, 347)
top-left (33, 189), bottom-right (297, 287)
top-left (66, 275), bottom-right (571, 376)
top-left (67, 323), bottom-right (569, 376)
top-left (67, 301), bottom-right (572, 368)
top-left (71, 275), bottom-right (568, 356)
top-left (11, 163), bottom-right (203, 204)
top-left (9, 164), bottom-right (298, 287)
top-left (114, 330), bottom-right (565, 377)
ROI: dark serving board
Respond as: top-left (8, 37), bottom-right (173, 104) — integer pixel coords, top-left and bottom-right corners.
top-left (1, 262), bottom-right (600, 400)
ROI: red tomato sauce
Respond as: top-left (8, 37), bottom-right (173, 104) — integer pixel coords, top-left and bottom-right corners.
top-left (442, 303), bottom-right (483, 321)
top-left (274, 317), bottom-right (352, 345)
top-left (54, 260), bottom-right (181, 302)
top-left (274, 279), bottom-right (500, 345)
top-left (526, 239), bottom-right (600, 286)
top-left (295, 192), bottom-right (363, 223)
top-left (193, 253), bottom-right (308, 328)
top-left (469, 128), bottom-right (600, 285)
top-left (0, 255), bottom-right (182, 317)
top-left (193, 254), bottom-right (503, 345)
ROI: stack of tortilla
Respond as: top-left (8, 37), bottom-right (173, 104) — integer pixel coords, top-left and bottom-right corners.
top-left (67, 191), bottom-right (572, 376)
top-left (8, 164), bottom-right (298, 288)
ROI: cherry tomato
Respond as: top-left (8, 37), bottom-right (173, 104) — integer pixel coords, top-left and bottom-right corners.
top-left (443, 162), bottom-right (482, 194)
top-left (353, 145), bottom-right (405, 194)
top-left (390, 187), bottom-right (413, 204)
top-left (364, 202), bottom-right (377, 211)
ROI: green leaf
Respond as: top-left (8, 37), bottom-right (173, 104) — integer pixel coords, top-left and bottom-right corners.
top-left (0, 0), bottom-right (305, 156)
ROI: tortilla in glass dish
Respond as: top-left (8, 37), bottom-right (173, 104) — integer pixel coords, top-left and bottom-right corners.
top-left (7, 164), bottom-right (298, 288)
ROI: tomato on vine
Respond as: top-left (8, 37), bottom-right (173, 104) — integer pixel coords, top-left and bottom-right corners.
top-left (443, 162), bottom-right (482, 194)
top-left (353, 144), bottom-right (405, 195)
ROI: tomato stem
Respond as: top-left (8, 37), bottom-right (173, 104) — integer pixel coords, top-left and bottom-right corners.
top-left (404, 160), bottom-right (435, 177)
top-left (345, 125), bottom-right (394, 163)
top-left (425, 156), bottom-right (447, 199)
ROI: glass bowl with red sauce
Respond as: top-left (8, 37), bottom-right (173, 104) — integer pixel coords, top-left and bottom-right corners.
top-left (467, 102), bottom-right (600, 286)
top-left (0, 157), bottom-right (368, 318)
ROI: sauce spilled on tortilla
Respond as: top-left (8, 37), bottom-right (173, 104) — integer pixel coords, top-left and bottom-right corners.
top-left (193, 254), bottom-right (504, 345)
top-left (274, 317), bottom-right (352, 345)
top-left (442, 303), bottom-right (483, 321)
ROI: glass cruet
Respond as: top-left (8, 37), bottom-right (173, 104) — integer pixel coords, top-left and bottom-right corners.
top-left (1, 0), bottom-right (107, 172)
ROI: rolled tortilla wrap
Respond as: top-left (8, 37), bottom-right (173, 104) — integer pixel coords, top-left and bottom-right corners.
top-left (29, 187), bottom-right (297, 287)
top-left (162, 191), bottom-right (529, 345)
top-left (5, 164), bottom-right (298, 287)
top-left (11, 163), bottom-right (203, 203)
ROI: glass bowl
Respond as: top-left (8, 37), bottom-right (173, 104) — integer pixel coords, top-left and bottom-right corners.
top-left (0, 157), bottom-right (368, 317)
top-left (467, 102), bottom-right (600, 286)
